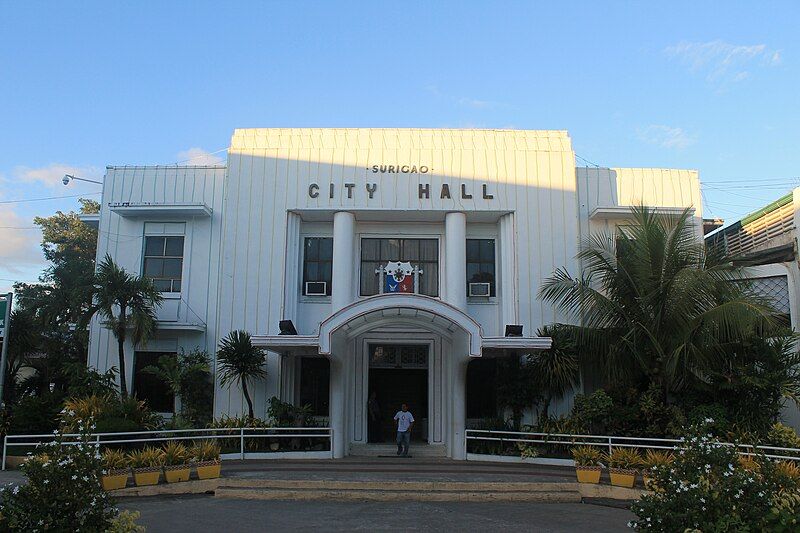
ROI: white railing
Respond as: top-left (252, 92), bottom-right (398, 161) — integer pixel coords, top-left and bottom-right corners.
top-left (2, 426), bottom-right (333, 469)
top-left (465, 429), bottom-right (800, 463)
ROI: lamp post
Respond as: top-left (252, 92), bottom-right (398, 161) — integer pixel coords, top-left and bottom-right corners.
top-left (62, 174), bottom-right (103, 186)
top-left (0, 293), bottom-right (12, 407)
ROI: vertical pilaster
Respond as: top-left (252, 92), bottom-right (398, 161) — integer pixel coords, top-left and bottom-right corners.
top-left (332, 211), bottom-right (356, 312)
top-left (330, 211), bottom-right (355, 458)
top-left (499, 212), bottom-right (518, 331)
top-left (444, 212), bottom-right (467, 311)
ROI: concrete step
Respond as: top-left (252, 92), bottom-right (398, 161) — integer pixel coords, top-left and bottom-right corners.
top-left (214, 479), bottom-right (582, 502)
top-left (348, 444), bottom-right (447, 458)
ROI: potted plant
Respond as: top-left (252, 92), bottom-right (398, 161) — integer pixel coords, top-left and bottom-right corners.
top-left (604, 447), bottom-right (643, 488)
top-left (128, 447), bottom-right (164, 486)
top-left (101, 448), bottom-right (130, 490)
top-left (642, 449), bottom-right (674, 489)
top-left (191, 440), bottom-right (221, 479)
top-left (571, 446), bottom-right (602, 483)
top-left (162, 441), bottom-right (191, 483)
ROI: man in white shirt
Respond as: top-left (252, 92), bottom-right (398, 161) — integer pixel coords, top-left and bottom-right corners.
top-left (394, 403), bottom-right (415, 457)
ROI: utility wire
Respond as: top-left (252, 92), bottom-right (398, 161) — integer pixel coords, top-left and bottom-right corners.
top-left (0, 192), bottom-right (101, 205)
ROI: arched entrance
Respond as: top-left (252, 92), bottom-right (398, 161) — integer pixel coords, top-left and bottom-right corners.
top-left (320, 294), bottom-right (481, 459)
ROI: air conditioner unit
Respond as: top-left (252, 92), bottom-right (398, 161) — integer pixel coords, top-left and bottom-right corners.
top-left (305, 281), bottom-right (327, 296)
top-left (468, 282), bottom-right (491, 297)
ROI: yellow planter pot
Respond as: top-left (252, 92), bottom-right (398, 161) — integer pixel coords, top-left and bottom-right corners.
top-left (575, 466), bottom-right (601, 484)
top-left (164, 466), bottom-right (192, 483)
top-left (101, 471), bottom-right (129, 491)
top-left (609, 469), bottom-right (637, 488)
top-left (133, 468), bottom-right (161, 486)
top-left (196, 461), bottom-right (221, 480)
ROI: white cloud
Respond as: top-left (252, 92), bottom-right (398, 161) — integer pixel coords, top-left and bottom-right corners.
top-left (637, 125), bottom-right (696, 150)
top-left (664, 40), bottom-right (782, 86)
top-left (13, 163), bottom-right (102, 190)
top-left (0, 208), bottom-right (44, 275)
top-left (175, 148), bottom-right (225, 165)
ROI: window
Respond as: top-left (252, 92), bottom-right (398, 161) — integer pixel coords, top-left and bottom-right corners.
top-left (466, 239), bottom-right (496, 296)
top-left (298, 357), bottom-right (330, 416)
top-left (302, 237), bottom-right (333, 296)
top-left (144, 236), bottom-right (184, 292)
top-left (133, 352), bottom-right (174, 413)
top-left (360, 238), bottom-right (439, 296)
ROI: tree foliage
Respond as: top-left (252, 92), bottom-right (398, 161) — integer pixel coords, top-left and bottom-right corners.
top-left (216, 330), bottom-right (266, 419)
top-left (83, 254), bottom-right (163, 397)
top-left (540, 206), bottom-right (778, 401)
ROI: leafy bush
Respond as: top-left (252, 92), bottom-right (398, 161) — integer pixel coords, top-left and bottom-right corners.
top-left (572, 446), bottom-right (602, 467)
top-left (127, 447), bottom-right (164, 469)
top-left (642, 449), bottom-right (674, 473)
top-left (570, 390), bottom-right (613, 433)
top-left (191, 440), bottom-right (221, 462)
top-left (630, 420), bottom-right (795, 531)
top-left (61, 394), bottom-right (162, 434)
top-left (0, 418), bottom-right (138, 532)
top-left (161, 441), bottom-right (190, 466)
top-left (107, 510), bottom-right (146, 533)
top-left (8, 393), bottom-right (63, 434)
top-left (267, 396), bottom-right (314, 427)
top-left (604, 447), bottom-right (642, 470)
top-left (101, 449), bottom-right (129, 472)
top-left (768, 422), bottom-right (800, 449)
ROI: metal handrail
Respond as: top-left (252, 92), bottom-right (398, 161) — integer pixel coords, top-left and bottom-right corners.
top-left (2, 427), bottom-right (333, 470)
top-left (465, 429), bottom-right (800, 462)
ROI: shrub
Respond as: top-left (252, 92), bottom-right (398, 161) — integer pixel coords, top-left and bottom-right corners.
top-left (768, 422), bottom-right (800, 450)
top-left (0, 418), bottom-right (138, 532)
top-left (570, 390), bottom-right (613, 433)
top-left (107, 510), bottom-right (146, 533)
top-left (630, 420), bottom-right (788, 531)
top-left (127, 447), bottom-right (164, 470)
top-left (572, 446), bottom-right (602, 467)
top-left (604, 447), bottom-right (642, 470)
top-left (9, 393), bottom-right (63, 434)
top-left (61, 394), bottom-right (162, 434)
top-left (101, 448), bottom-right (129, 472)
top-left (642, 449), bottom-right (674, 473)
top-left (161, 441), bottom-right (190, 466)
top-left (191, 440), bottom-right (221, 462)
top-left (516, 442), bottom-right (540, 459)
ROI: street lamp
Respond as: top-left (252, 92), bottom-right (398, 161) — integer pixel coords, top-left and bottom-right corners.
top-left (62, 174), bottom-right (102, 186)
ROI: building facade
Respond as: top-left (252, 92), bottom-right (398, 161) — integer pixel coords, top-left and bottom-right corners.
top-left (85, 128), bottom-right (702, 458)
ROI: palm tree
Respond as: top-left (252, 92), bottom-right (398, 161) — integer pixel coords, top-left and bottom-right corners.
top-left (529, 324), bottom-right (580, 419)
top-left (216, 330), bottom-right (266, 419)
top-left (539, 206), bottom-right (775, 402)
top-left (84, 254), bottom-right (163, 397)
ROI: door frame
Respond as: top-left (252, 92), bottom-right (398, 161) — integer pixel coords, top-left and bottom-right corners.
top-left (352, 332), bottom-right (441, 446)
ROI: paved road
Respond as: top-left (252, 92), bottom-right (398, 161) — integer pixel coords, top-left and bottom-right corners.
top-left (119, 495), bottom-right (634, 532)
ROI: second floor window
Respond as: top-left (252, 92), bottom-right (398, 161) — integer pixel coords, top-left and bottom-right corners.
top-left (466, 239), bottom-right (496, 296)
top-left (303, 237), bottom-right (333, 296)
top-left (360, 238), bottom-right (439, 297)
top-left (144, 236), bottom-right (184, 292)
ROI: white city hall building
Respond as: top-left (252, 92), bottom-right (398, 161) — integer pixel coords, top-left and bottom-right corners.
top-left (85, 128), bottom-right (702, 459)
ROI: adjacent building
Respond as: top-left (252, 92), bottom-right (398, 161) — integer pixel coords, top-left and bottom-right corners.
top-left (85, 128), bottom-right (702, 458)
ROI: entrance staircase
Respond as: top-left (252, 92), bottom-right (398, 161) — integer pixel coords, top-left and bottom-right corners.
top-left (348, 443), bottom-right (447, 458)
top-left (214, 478), bottom-right (581, 503)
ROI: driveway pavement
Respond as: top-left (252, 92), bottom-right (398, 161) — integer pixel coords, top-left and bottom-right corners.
top-left (119, 495), bottom-right (634, 532)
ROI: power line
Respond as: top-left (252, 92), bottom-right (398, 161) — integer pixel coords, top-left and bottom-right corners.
top-left (575, 154), bottom-right (601, 168)
top-left (0, 192), bottom-right (101, 205)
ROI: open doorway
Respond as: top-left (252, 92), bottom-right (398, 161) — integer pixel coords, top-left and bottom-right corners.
top-left (367, 344), bottom-right (429, 443)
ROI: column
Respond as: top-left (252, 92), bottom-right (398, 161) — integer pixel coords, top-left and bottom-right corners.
top-left (330, 211), bottom-right (355, 458)
top-left (499, 212), bottom-right (517, 330)
top-left (444, 212), bottom-right (467, 310)
top-left (331, 211), bottom-right (356, 312)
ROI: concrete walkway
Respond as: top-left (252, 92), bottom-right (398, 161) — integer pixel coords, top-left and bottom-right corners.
top-left (120, 495), bottom-right (635, 532)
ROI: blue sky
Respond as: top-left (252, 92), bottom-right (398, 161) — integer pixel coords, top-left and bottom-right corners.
top-left (1, 1), bottom-right (799, 292)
